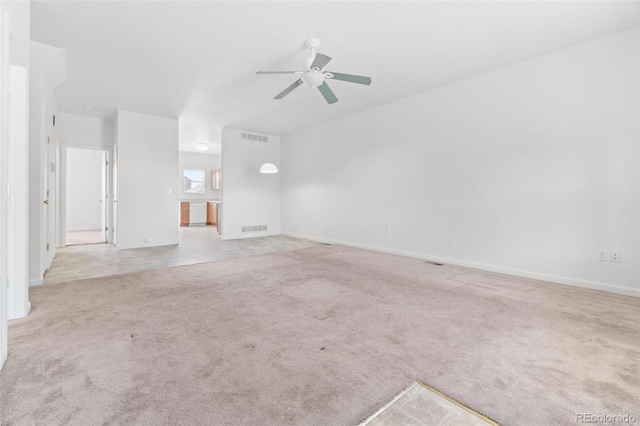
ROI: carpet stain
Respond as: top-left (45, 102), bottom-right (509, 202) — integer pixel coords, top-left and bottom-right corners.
top-left (43, 388), bottom-right (64, 405)
top-left (387, 336), bottom-right (401, 345)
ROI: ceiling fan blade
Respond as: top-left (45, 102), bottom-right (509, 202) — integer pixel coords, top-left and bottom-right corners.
top-left (257, 71), bottom-right (304, 74)
top-left (310, 53), bottom-right (332, 71)
top-left (317, 82), bottom-right (338, 104)
top-left (326, 72), bottom-right (372, 85)
top-left (274, 79), bottom-right (303, 100)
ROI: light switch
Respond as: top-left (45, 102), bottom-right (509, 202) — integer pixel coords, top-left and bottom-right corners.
top-left (597, 249), bottom-right (609, 261)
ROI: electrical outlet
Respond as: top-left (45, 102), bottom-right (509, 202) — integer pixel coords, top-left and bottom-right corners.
top-left (385, 227), bottom-right (391, 236)
top-left (597, 249), bottom-right (609, 261)
top-left (610, 251), bottom-right (621, 263)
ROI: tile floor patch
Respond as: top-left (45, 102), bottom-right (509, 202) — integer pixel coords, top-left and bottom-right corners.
top-left (45, 227), bottom-right (323, 284)
top-left (361, 382), bottom-right (498, 426)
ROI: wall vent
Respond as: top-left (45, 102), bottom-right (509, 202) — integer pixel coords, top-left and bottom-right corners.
top-left (241, 132), bottom-right (268, 143)
top-left (241, 224), bottom-right (268, 233)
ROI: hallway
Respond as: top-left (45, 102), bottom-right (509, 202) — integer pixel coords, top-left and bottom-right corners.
top-left (44, 227), bottom-right (322, 284)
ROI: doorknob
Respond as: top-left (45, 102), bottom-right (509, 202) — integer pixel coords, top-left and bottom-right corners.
top-left (43, 199), bottom-right (49, 205)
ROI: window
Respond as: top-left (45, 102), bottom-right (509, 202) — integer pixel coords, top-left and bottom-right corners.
top-left (183, 169), bottom-right (205, 194)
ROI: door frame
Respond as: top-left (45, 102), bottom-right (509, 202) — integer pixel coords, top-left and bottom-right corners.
top-left (112, 144), bottom-right (118, 247)
top-left (0, 12), bottom-right (10, 370)
top-left (59, 145), bottom-right (112, 247)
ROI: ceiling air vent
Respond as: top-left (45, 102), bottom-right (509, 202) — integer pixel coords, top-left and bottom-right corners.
top-left (241, 132), bottom-right (268, 143)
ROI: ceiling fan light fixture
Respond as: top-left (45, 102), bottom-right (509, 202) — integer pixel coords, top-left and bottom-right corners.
top-left (303, 70), bottom-right (325, 88)
top-left (195, 142), bottom-right (209, 152)
top-left (259, 163), bottom-right (278, 174)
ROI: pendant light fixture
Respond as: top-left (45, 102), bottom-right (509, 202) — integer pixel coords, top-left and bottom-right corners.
top-left (195, 142), bottom-right (209, 152)
top-left (259, 162), bottom-right (278, 174)
top-left (260, 119), bottom-right (278, 174)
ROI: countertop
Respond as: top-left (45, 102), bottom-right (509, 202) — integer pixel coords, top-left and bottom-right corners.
top-left (180, 200), bottom-right (221, 204)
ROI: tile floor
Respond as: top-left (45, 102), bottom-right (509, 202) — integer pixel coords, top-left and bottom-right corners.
top-left (362, 382), bottom-right (496, 426)
top-left (45, 226), bottom-right (323, 284)
top-left (66, 230), bottom-right (105, 246)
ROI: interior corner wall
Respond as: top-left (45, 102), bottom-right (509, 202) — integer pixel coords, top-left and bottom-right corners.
top-left (281, 27), bottom-right (640, 297)
top-left (115, 110), bottom-right (178, 249)
top-left (178, 151), bottom-right (221, 201)
top-left (220, 128), bottom-right (281, 239)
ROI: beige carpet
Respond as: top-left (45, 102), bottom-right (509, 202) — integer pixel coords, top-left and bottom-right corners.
top-left (1, 245), bottom-right (638, 425)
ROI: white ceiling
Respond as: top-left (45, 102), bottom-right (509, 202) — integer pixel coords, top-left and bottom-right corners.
top-left (31, 1), bottom-right (639, 154)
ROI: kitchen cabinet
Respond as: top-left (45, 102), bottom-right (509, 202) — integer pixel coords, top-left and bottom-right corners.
top-left (180, 202), bottom-right (190, 226)
top-left (206, 202), bottom-right (218, 226)
top-left (181, 201), bottom-right (219, 227)
top-left (211, 169), bottom-right (221, 190)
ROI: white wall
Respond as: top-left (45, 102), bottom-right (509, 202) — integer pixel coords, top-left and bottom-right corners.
top-left (57, 113), bottom-right (114, 148)
top-left (66, 148), bottom-right (103, 231)
top-left (57, 113), bottom-right (114, 245)
top-left (7, 64), bottom-right (29, 320)
top-left (282, 27), bottom-right (639, 297)
top-left (0, 0), bottom-right (30, 369)
top-left (178, 151), bottom-right (221, 200)
top-left (116, 110), bottom-right (179, 249)
top-left (28, 41), bottom-right (66, 286)
top-left (220, 128), bottom-right (281, 239)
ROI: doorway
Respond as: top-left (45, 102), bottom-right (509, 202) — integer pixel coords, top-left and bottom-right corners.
top-left (65, 147), bottom-right (108, 246)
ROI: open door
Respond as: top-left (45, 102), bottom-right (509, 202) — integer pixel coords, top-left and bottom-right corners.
top-left (112, 145), bottom-right (118, 247)
top-left (42, 114), bottom-right (52, 273)
top-left (101, 151), bottom-right (108, 242)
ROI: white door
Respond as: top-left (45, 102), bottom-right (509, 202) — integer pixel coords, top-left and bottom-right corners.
top-left (47, 123), bottom-right (57, 264)
top-left (112, 146), bottom-right (118, 246)
top-left (42, 115), bottom-right (51, 273)
top-left (101, 151), bottom-right (107, 242)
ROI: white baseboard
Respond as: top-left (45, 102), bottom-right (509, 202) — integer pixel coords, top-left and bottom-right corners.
top-left (283, 232), bottom-right (639, 298)
top-left (9, 302), bottom-right (31, 320)
top-left (29, 277), bottom-right (43, 287)
top-left (67, 228), bottom-right (101, 232)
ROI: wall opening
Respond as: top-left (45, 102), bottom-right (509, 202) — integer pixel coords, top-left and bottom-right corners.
top-left (65, 147), bottom-right (108, 246)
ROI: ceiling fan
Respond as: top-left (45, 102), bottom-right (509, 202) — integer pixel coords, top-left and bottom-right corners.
top-left (257, 38), bottom-right (372, 104)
